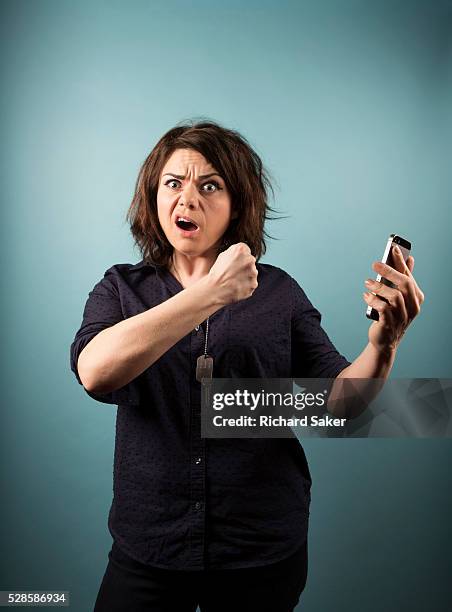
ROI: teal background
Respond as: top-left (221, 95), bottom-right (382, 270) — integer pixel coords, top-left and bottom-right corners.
top-left (1, 0), bottom-right (451, 610)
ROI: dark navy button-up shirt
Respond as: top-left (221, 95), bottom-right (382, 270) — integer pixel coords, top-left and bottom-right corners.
top-left (70, 260), bottom-right (351, 570)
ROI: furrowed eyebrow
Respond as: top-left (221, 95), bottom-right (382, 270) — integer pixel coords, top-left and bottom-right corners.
top-left (162, 173), bottom-right (222, 180)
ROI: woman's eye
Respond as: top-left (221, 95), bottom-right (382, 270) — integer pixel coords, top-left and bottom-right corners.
top-left (164, 179), bottom-right (222, 192)
top-left (202, 181), bottom-right (222, 192)
top-left (165, 179), bottom-right (180, 189)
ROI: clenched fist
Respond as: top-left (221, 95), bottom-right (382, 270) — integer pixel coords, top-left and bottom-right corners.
top-left (208, 242), bottom-right (258, 305)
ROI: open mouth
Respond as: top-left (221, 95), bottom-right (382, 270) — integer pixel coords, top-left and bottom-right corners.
top-left (175, 216), bottom-right (199, 232)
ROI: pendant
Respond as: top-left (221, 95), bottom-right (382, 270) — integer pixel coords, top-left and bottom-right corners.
top-left (196, 354), bottom-right (213, 383)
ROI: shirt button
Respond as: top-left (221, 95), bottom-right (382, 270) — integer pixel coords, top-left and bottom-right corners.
top-left (195, 501), bottom-right (202, 510)
top-left (195, 325), bottom-right (200, 332)
top-left (195, 457), bottom-right (202, 464)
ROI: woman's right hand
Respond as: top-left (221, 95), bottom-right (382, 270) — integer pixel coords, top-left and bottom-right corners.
top-left (208, 243), bottom-right (259, 305)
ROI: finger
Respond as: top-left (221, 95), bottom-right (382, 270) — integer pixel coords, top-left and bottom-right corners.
top-left (364, 282), bottom-right (409, 324)
top-left (365, 280), bottom-right (409, 324)
top-left (391, 245), bottom-right (411, 275)
top-left (392, 247), bottom-right (420, 290)
top-left (372, 261), bottom-right (408, 289)
top-left (372, 266), bottom-right (420, 319)
top-left (397, 276), bottom-right (421, 318)
top-left (392, 249), bottom-right (423, 305)
top-left (406, 255), bottom-right (424, 304)
top-left (363, 291), bottom-right (393, 325)
top-left (406, 261), bottom-right (424, 304)
top-left (373, 253), bottom-right (424, 309)
top-left (364, 279), bottom-right (406, 309)
top-left (373, 245), bottom-right (411, 281)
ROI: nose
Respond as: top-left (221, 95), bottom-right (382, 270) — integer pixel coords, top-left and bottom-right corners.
top-left (178, 181), bottom-right (200, 209)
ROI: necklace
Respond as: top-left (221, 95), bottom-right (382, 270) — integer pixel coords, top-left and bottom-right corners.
top-left (171, 257), bottom-right (213, 383)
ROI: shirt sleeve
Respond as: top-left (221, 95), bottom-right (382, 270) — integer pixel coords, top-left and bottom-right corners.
top-left (290, 276), bottom-right (351, 379)
top-left (69, 266), bottom-right (141, 405)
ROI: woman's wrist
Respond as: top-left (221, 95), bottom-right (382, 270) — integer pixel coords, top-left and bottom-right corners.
top-left (367, 341), bottom-right (398, 365)
top-left (191, 274), bottom-right (230, 311)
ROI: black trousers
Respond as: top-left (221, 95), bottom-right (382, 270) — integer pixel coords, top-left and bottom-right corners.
top-left (93, 538), bottom-right (308, 612)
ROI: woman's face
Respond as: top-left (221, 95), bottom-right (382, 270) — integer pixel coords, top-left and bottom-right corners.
top-left (157, 148), bottom-right (234, 258)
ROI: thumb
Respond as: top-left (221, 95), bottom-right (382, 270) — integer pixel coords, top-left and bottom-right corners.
top-left (406, 256), bottom-right (415, 274)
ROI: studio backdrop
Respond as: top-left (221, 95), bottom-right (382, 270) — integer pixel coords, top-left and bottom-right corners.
top-left (1, 1), bottom-right (451, 611)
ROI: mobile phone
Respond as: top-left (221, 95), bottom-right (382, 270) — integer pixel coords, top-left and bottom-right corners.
top-left (366, 234), bottom-right (411, 321)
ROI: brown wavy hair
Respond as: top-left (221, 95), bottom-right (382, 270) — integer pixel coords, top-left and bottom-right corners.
top-left (126, 118), bottom-right (284, 268)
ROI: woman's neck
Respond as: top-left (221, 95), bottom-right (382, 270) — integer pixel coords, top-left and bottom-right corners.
top-left (169, 251), bottom-right (216, 288)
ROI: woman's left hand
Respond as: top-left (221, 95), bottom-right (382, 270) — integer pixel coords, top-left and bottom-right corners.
top-left (363, 246), bottom-right (425, 354)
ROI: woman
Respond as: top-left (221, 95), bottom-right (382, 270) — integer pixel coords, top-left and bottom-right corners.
top-left (70, 120), bottom-right (424, 612)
